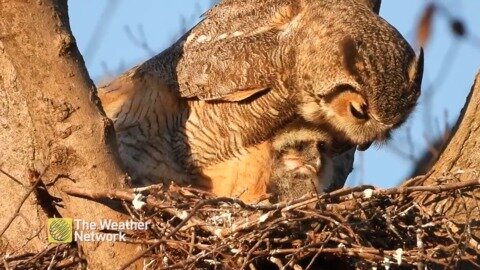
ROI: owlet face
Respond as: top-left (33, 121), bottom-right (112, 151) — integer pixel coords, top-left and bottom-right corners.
top-left (268, 128), bottom-right (334, 202)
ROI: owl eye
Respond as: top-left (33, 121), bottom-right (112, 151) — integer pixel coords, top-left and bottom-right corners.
top-left (293, 142), bottom-right (307, 152)
top-left (316, 141), bottom-right (328, 153)
top-left (349, 101), bottom-right (368, 120)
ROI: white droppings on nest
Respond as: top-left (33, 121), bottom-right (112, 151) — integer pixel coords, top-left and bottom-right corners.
top-left (221, 212), bottom-right (233, 220)
top-left (337, 243), bottom-right (346, 250)
top-left (416, 238), bottom-right (423, 249)
top-left (210, 215), bottom-right (220, 225)
top-left (395, 248), bottom-right (403, 265)
top-left (132, 193), bottom-right (146, 210)
top-left (363, 188), bottom-right (374, 199)
top-left (214, 228), bottom-right (223, 238)
top-left (179, 210), bottom-right (188, 220)
top-left (162, 256), bottom-right (169, 267)
top-left (209, 212), bottom-right (233, 227)
top-left (230, 248), bottom-right (241, 254)
top-left (416, 228), bottom-right (424, 249)
top-left (383, 257), bottom-right (391, 270)
top-left (258, 213), bottom-right (270, 223)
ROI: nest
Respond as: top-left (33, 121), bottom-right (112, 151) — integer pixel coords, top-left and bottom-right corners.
top-left (5, 177), bottom-right (480, 270)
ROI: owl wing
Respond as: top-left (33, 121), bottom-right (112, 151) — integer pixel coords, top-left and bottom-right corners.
top-left (139, 0), bottom-right (302, 102)
top-left (97, 66), bottom-right (184, 132)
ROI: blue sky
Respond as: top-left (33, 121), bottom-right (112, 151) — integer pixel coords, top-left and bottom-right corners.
top-left (69, 1), bottom-right (480, 188)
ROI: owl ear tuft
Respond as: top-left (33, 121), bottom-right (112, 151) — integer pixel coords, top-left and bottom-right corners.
top-left (408, 48), bottom-right (424, 88)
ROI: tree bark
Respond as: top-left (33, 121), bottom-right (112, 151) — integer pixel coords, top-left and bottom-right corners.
top-left (0, 1), bottom-right (141, 268)
top-left (407, 71), bottom-right (480, 250)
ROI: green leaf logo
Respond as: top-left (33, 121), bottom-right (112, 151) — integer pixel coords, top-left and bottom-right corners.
top-left (48, 218), bottom-right (72, 243)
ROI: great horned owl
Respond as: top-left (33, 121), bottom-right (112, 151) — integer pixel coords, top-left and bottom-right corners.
top-left (98, 0), bottom-right (423, 196)
top-left (268, 123), bottom-right (334, 203)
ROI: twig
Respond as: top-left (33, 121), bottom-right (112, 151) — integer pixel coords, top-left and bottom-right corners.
top-left (3, 258), bottom-right (10, 270)
top-left (0, 167), bottom-right (48, 238)
top-left (305, 231), bottom-right (337, 270)
top-left (62, 185), bottom-right (169, 209)
top-left (240, 232), bottom-right (270, 270)
top-left (0, 168), bottom-right (25, 187)
top-left (46, 245), bottom-right (59, 270)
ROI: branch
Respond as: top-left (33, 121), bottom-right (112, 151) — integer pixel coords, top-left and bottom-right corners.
top-left (0, 168), bottom-right (48, 238)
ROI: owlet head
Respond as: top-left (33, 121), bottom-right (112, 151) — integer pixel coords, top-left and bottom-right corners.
top-left (270, 127), bottom-right (334, 201)
top-left (272, 126), bottom-right (333, 180)
top-left (295, 1), bottom-right (424, 149)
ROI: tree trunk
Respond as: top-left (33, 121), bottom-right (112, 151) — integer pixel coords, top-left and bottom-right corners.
top-left (407, 71), bottom-right (480, 250)
top-left (0, 1), bottom-right (141, 268)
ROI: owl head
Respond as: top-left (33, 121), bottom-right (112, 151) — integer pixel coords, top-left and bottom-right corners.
top-left (271, 125), bottom-right (334, 192)
top-left (294, 0), bottom-right (424, 150)
top-left (269, 126), bottom-right (334, 202)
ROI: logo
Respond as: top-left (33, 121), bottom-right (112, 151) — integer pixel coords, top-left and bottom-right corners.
top-left (47, 218), bottom-right (150, 243)
top-left (48, 218), bottom-right (72, 243)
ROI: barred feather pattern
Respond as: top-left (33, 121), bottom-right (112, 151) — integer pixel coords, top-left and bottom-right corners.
top-left (100, 67), bottom-right (297, 185)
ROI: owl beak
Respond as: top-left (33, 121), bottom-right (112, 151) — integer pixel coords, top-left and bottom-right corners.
top-left (357, 142), bottom-right (372, 151)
